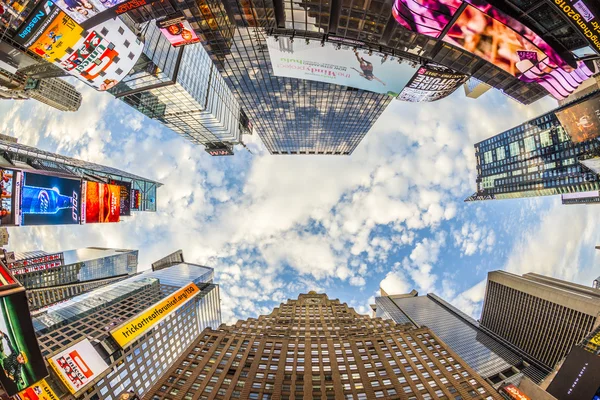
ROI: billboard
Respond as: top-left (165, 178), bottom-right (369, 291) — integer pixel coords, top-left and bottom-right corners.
top-left (131, 189), bottom-right (140, 211)
top-left (111, 283), bottom-right (200, 348)
top-left (500, 384), bottom-right (531, 400)
top-left (51, 0), bottom-right (160, 28)
top-left (392, 0), bottom-right (595, 100)
top-left (547, 346), bottom-right (600, 399)
top-left (13, 0), bottom-right (61, 46)
top-left (20, 172), bottom-right (81, 226)
top-left (398, 65), bottom-right (467, 102)
top-left (16, 378), bottom-right (59, 400)
top-left (47, 338), bottom-right (109, 395)
top-left (555, 95), bottom-right (600, 143)
top-left (0, 169), bottom-right (20, 226)
top-left (0, 262), bottom-right (18, 289)
top-left (0, 42), bottom-right (37, 74)
top-left (0, 289), bottom-right (48, 396)
top-left (266, 37), bottom-right (416, 95)
top-left (550, 0), bottom-right (600, 54)
top-left (206, 147), bottom-right (234, 156)
top-left (81, 181), bottom-right (120, 223)
top-left (157, 12), bottom-right (201, 47)
top-left (109, 180), bottom-right (131, 216)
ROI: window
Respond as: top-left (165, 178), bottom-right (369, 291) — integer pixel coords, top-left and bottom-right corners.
top-left (496, 147), bottom-right (505, 160)
top-left (484, 151), bottom-right (493, 164)
top-left (540, 130), bottom-right (552, 147)
top-left (509, 141), bottom-right (520, 157)
top-left (524, 136), bottom-right (536, 152)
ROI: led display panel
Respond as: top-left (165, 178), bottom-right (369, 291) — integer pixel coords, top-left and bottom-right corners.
top-left (398, 65), bottom-right (467, 102)
top-left (555, 94), bottom-right (600, 143)
top-left (20, 172), bottom-right (81, 226)
top-left (81, 181), bottom-right (120, 223)
top-left (157, 12), bottom-right (200, 47)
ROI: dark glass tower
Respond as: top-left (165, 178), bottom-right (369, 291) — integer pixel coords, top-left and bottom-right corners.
top-left (466, 91), bottom-right (600, 202)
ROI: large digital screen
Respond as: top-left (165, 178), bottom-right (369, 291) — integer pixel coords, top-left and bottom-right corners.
top-left (157, 12), bottom-right (200, 48)
top-left (13, 0), bottom-right (61, 46)
top-left (82, 181), bottom-right (120, 223)
top-left (109, 179), bottom-right (131, 216)
top-left (547, 346), bottom-right (600, 399)
top-left (16, 378), bottom-right (59, 400)
top-left (131, 189), bottom-right (140, 211)
top-left (266, 37), bottom-right (417, 95)
top-left (0, 169), bottom-right (20, 226)
top-left (555, 95), bottom-right (600, 143)
top-left (20, 172), bottom-right (81, 226)
top-left (551, 0), bottom-right (600, 55)
top-left (392, 0), bottom-right (595, 100)
top-left (398, 65), bottom-right (467, 102)
top-left (51, 0), bottom-right (160, 28)
top-left (47, 339), bottom-right (109, 395)
top-left (0, 289), bottom-right (49, 396)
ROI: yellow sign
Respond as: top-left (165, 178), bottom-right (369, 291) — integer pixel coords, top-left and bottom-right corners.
top-left (17, 378), bottom-right (59, 400)
top-left (589, 332), bottom-right (600, 346)
top-left (111, 282), bottom-right (200, 348)
top-left (29, 12), bottom-right (83, 61)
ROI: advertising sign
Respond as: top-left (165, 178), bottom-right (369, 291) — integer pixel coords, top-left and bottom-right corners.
top-left (157, 12), bottom-right (200, 47)
top-left (392, 0), bottom-right (595, 100)
top-left (16, 378), bottom-right (59, 400)
top-left (111, 283), bottom-right (200, 348)
top-left (52, 0), bottom-right (159, 28)
top-left (0, 289), bottom-right (49, 396)
top-left (500, 384), bottom-right (531, 400)
top-left (205, 147), bottom-right (234, 156)
top-left (109, 180), bottom-right (131, 216)
top-left (28, 11), bottom-right (83, 61)
top-left (547, 346), bottom-right (600, 399)
top-left (131, 189), bottom-right (140, 211)
top-left (398, 65), bottom-right (467, 102)
top-left (13, 0), bottom-right (60, 46)
top-left (0, 262), bottom-right (18, 288)
top-left (555, 95), bottom-right (600, 143)
top-left (0, 42), bottom-right (37, 74)
top-left (47, 339), bottom-right (109, 395)
top-left (81, 181), bottom-right (120, 224)
top-left (266, 37), bottom-right (416, 95)
top-left (0, 169), bottom-right (20, 226)
top-left (551, 0), bottom-right (600, 54)
top-left (20, 172), bottom-right (81, 226)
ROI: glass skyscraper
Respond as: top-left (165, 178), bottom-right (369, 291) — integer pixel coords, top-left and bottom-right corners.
top-left (466, 91), bottom-right (600, 203)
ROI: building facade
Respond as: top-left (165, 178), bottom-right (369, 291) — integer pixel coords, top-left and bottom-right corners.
top-left (24, 77), bottom-right (82, 112)
top-left (145, 292), bottom-right (500, 400)
top-left (466, 91), bottom-right (600, 203)
top-left (29, 261), bottom-right (221, 400)
top-left (111, 23), bottom-right (246, 155)
top-left (480, 271), bottom-right (600, 371)
top-left (373, 291), bottom-right (547, 388)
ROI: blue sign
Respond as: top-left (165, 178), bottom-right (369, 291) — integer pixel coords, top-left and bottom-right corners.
top-left (20, 172), bottom-right (81, 225)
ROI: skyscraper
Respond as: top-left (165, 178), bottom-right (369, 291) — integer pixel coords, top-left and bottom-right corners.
top-left (146, 292), bottom-right (500, 400)
top-left (122, 0), bottom-right (559, 155)
top-left (466, 91), bottom-right (600, 203)
top-left (23, 77), bottom-right (82, 112)
top-left (7, 247), bottom-right (138, 310)
top-left (374, 291), bottom-right (547, 388)
top-left (111, 23), bottom-right (247, 156)
top-left (30, 260), bottom-right (221, 399)
top-left (479, 271), bottom-right (600, 371)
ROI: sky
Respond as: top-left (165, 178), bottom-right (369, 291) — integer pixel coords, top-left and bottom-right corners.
top-left (1, 79), bottom-right (599, 325)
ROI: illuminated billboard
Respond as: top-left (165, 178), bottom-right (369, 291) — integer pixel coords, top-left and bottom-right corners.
top-left (131, 189), bottom-right (140, 211)
top-left (20, 172), bottom-right (81, 226)
top-left (51, 0), bottom-right (160, 28)
top-left (157, 12), bottom-right (201, 47)
top-left (13, 0), bottom-right (61, 47)
top-left (47, 338), bottom-right (109, 395)
top-left (266, 37), bottom-right (416, 95)
top-left (0, 289), bottom-right (49, 396)
top-left (555, 95), bottom-right (600, 143)
top-left (500, 384), bottom-right (531, 400)
top-left (547, 346), bottom-right (600, 399)
top-left (392, 0), bottom-right (595, 100)
top-left (16, 378), bottom-right (59, 400)
top-left (0, 169), bottom-right (20, 226)
top-left (206, 146), bottom-right (234, 156)
top-left (109, 179), bottom-right (131, 216)
top-left (398, 65), bottom-right (467, 102)
top-left (81, 181), bottom-right (120, 223)
top-left (111, 283), bottom-right (200, 348)
top-left (551, 0), bottom-right (600, 55)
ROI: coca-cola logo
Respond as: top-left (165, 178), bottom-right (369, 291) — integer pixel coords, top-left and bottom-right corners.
top-left (72, 191), bottom-right (78, 222)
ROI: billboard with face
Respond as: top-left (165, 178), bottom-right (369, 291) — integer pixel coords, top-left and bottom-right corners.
top-left (392, 0), bottom-right (595, 100)
top-left (398, 65), bottom-right (467, 102)
top-left (82, 181), bottom-right (120, 223)
top-left (47, 339), bottom-right (109, 395)
top-left (109, 180), bottom-right (131, 216)
top-left (0, 169), bottom-right (20, 226)
top-left (20, 172), bottom-right (81, 226)
top-left (157, 12), bottom-right (200, 47)
top-left (266, 37), bottom-right (416, 95)
top-left (0, 289), bottom-right (48, 396)
top-left (555, 95), bottom-right (600, 143)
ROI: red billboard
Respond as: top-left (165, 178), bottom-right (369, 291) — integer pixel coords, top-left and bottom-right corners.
top-left (156, 12), bottom-right (200, 47)
top-left (81, 181), bottom-right (120, 224)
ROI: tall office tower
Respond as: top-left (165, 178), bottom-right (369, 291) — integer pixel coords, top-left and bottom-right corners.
top-left (146, 292), bottom-right (500, 400)
top-left (463, 78), bottom-right (491, 100)
top-left (466, 91), bottom-right (600, 203)
top-left (152, 249), bottom-right (184, 271)
top-left (23, 77), bottom-right (82, 112)
top-left (373, 291), bottom-right (547, 388)
top-left (121, 0), bottom-right (568, 155)
top-left (6, 247), bottom-right (138, 310)
top-left (479, 271), bottom-right (600, 372)
top-left (110, 23), bottom-right (246, 156)
top-left (30, 260), bottom-right (221, 399)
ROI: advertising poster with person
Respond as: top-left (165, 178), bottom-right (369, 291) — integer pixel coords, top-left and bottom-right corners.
top-left (0, 169), bottom-right (20, 226)
top-left (20, 172), bottom-right (81, 226)
top-left (28, 11), bottom-right (83, 61)
top-left (157, 13), bottom-right (200, 47)
top-left (82, 181), bottom-right (120, 223)
top-left (555, 95), bottom-right (600, 143)
top-left (266, 37), bottom-right (416, 95)
top-left (0, 289), bottom-right (48, 396)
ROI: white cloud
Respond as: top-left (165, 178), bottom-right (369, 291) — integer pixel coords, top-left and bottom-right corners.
top-left (453, 222), bottom-right (496, 256)
top-left (380, 270), bottom-right (411, 295)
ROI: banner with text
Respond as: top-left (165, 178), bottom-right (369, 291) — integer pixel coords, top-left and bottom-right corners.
top-left (398, 65), bottom-right (467, 102)
top-left (17, 378), bottom-right (59, 400)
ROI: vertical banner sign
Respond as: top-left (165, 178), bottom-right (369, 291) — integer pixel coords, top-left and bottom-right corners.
top-left (131, 189), bottom-right (140, 211)
top-left (17, 378), bottom-right (60, 400)
top-left (110, 283), bottom-right (200, 348)
top-left (156, 12), bottom-right (200, 47)
top-left (398, 65), bottom-right (468, 102)
top-left (0, 290), bottom-right (49, 396)
top-left (82, 181), bottom-right (120, 223)
top-left (109, 180), bottom-right (131, 216)
top-left (47, 339), bottom-right (109, 395)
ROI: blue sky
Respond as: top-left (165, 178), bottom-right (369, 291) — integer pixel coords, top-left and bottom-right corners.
top-left (1, 79), bottom-right (599, 324)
